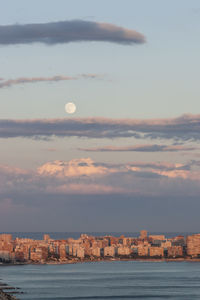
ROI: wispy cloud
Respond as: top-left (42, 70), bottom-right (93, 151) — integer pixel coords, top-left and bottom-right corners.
top-left (0, 20), bottom-right (145, 46)
top-left (0, 74), bottom-right (102, 88)
top-left (79, 144), bottom-right (196, 152)
top-left (1, 114), bottom-right (200, 141)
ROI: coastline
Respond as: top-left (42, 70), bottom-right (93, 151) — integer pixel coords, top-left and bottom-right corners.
top-left (0, 289), bottom-right (18, 300)
top-left (2, 256), bottom-right (200, 267)
top-left (45, 257), bottom-right (200, 264)
top-left (0, 280), bottom-right (21, 300)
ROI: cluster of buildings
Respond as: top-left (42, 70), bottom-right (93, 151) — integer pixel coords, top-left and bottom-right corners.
top-left (0, 231), bottom-right (200, 264)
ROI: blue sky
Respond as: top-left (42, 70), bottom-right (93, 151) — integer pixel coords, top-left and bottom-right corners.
top-left (0, 0), bottom-right (200, 231)
top-left (1, 0), bottom-right (200, 119)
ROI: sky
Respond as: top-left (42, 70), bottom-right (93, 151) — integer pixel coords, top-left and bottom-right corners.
top-left (1, 0), bottom-right (200, 232)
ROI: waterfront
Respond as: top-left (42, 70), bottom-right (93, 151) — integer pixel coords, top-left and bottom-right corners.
top-left (1, 231), bottom-right (200, 265)
top-left (1, 261), bottom-right (200, 299)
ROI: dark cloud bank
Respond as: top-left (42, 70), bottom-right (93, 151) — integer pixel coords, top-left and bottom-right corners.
top-left (1, 114), bottom-right (200, 141)
top-left (80, 144), bottom-right (196, 152)
top-left (0, 20), bottom-right (145, 46)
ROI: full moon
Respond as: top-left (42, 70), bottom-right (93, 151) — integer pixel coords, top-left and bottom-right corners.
top-left (65, 102), bottom-right (76, 114)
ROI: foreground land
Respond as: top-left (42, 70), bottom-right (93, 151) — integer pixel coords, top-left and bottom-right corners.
top-left (0, 289), bottom-right (18, 300)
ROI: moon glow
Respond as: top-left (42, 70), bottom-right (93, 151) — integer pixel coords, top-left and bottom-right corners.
top-left (65, 102), bottom-right (76, 114)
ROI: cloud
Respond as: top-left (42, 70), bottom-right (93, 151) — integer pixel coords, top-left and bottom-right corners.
top-left (0, 164), bottom-right (28, 175)
top-left (79, 144), bottom-right (196, 152)
top-left (125, 160), bottom-right (200, 180)
top-left (127, 161), bottom-right (187, 171)
top-left (0, 20), bottom-right (145, 46)
top-left (126, 162), bottom-right (190, 180)
top-left (1, 114), bottom-right (200, 141)
top-left (0, 74), bottom-right (102, 88)
top-left (1, 158), bottom-right (200, 200)
top-left (45, 183), bottom-right (123, 195)
top-left (0, 159), bottom-right (122, 197)
top-left (37, 158), bottom-right (114, 178)
top-left (1, 160), bottom-right (200, 231)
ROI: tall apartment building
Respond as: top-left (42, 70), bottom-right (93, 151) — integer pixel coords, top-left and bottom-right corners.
top-left (149, 247), bottom-right (164, 257)
top-left (117, 246), bottom-right (131, 256)
top-left (0, 250), bottom-right (11, 262)
top-left (104, 246), bottom-right (116, 257)
top-left (137, 245), bottom-right (149, 256)
top-left (59, 244), bottom-right (67, 259)
top-left (167, 246), bottom-right (183, 258)
top-left (43, 234), bottom-right (50, 242)
top-left (186, 234), bottom-right (200, 257)
top-left (76, 247), bottom-right (85, 259)
top-left (91, 247), bottom-right (101, 257)
top-left (0, 234), bottom-right (12, 242)
top-left (140, 230), bottom-right (148, 240)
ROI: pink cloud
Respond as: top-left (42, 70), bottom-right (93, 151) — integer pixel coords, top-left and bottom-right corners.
top-left (37, 158), bottom-right (115, 178)
top-left (0, 164), bottom-right (28, 175)
top-left (1, 158), bottom-right (200, 198)
top-left (126, 161), bottom-right (200, 180)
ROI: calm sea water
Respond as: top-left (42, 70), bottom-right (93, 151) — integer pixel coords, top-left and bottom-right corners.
top-left (1, 261), bottom-right (200, 300)
top-left (0, 232), bottom-right (196, 240)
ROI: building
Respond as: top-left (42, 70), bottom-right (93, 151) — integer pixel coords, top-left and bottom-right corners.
top-left (43, 234), bottom-right (50, 242)
top-left (104, 246), bottom-right (116, 257)
top-left (161, 241), bottom-right (172, 248)
top-left (0, 234), bottom-right (12, 242)
top-left (168, 246), bottom-right (183, 258)
top-left (76, 247), bottom-right (85, 259)
top-left (0, 250), bottom-right (11, 262)
top-left (30, 246), bottom-right (48, 262)
top-left (15, 250), bottom-right (25, 262)
top-left (140, 230), bottom-right (148, 240)
top-left (91, 247), bottom-right (101, 257)
top-left (149, 235), bottom-right (165, 241)
top-left (117, 246), bottom-right (131, 256)
top-left (149, 247), bottom-right (164, 257)
top-left (59, 244), bottom-right (67, 259)
top-left (186, 234), bottom-right (200, 257)
top-left (137, 245), bottom-right (149, 257)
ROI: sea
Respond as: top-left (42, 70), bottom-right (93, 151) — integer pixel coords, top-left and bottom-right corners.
top-left (0, 231), bottom-right (196, 240)
top-left (1, 232), bottom-right (200, 300)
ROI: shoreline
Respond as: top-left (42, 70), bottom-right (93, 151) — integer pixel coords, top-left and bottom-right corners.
top-left (0, 280), bottom-right (21, 300)
top-left (46, 257), bottom-right (200, 264)
top-left (0, 289), bottom-right (18, 300)
top-left (1, 257), bottom-right (200, 267)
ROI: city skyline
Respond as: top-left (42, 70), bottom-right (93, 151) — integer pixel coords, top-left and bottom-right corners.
top-left (1, 0), bottom-right (200, 232)
top-left (1, 231), bottom-right (200, 264)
